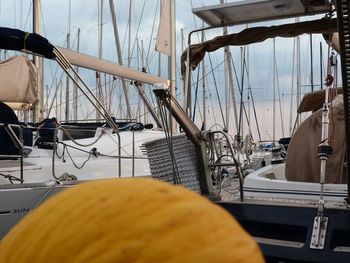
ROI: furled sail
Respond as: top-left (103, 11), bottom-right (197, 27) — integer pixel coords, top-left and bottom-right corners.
top-left (0, 56), bottom-right (37, 106)
top-left (181, 18), bottom-right (337, 76)
top-left (0, 27), bottom-right (55, 59)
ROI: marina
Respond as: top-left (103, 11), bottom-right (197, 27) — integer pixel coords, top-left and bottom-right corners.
top-left (0, 0), bottom-right (350, 262)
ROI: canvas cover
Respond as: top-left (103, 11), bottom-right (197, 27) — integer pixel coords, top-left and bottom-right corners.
top-left (181, 18), bottom-right (337, 76)
top-left (286, 95), bottom-right (346, 184)
top-left (0, 56), bottom-right (37, 105)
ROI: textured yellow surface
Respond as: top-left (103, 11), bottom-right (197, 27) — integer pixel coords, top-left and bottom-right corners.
top-left (0, 178), bottom-right (264, 263)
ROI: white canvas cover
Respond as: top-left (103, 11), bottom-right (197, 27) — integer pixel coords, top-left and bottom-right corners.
top-left (0, 56), bottom-right (37, 105)
top-left (286, 95), bottom-right (346, 184)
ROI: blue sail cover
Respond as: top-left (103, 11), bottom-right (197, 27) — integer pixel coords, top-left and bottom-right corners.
top-left (0, 27), bottom-right (55, 59)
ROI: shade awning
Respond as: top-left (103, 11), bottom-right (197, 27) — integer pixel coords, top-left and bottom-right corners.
top-left (193, 0), bottom-right (332, 27)
top-left (181, 18), bottom-right (337, 76)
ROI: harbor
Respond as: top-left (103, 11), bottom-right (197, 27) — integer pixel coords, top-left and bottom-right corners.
top-left (0, 0), bottom-right (350, 262)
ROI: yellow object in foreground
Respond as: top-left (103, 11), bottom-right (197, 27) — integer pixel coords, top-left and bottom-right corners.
top-left (0, 178), bottom-right (264, 263)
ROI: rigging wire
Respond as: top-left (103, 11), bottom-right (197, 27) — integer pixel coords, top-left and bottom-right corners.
top-left (238, 47), bottom-right (245, 141)
top-left (208, 54), bottom-right (226, 128)
top-left (129, 0), bottom-right (146, 67)
top-left (230, 51), bottom-right (255, 141)
top-left (145, 0), bottom-right (159, 68)
top-left (289, 38), bottom-right (296, 135)
top-left (156, 96), bottom-right (182, 185)
top-left (189, 57), bottom-right (228, 126)
top-left (192, 64), bottom-right (201, 121)
top-left (274, 54), bottom-right (285, 138)
top-left (242, 57), bottom-right (261, 141)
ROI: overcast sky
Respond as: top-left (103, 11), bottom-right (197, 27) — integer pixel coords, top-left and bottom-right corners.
top-left (0, 0), bottom-right (338, 140)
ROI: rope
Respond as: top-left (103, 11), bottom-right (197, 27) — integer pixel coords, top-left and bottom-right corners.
top-left (23, 32), bottom-right (30, 50)
top-left (0, 173), bottom-right (23, 184)
top-left (58, 126), bottom-right (105, 147)
top-left (57, 144), bottom-right (96, 170)
top-left (156, 95), bottom-right (182, 185)
top-left (52, 126), bottom-right (105, 180)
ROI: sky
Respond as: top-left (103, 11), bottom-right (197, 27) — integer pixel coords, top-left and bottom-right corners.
top-left (0, 0), bottom-right (340, 141)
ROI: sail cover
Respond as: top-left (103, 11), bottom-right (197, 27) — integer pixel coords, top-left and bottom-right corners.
top-left (0, 27), bottom-right (55, 59)
top-left (0, 56), bottom-right (37, 105)
top-left (181, 18), bottom-right (337, 76)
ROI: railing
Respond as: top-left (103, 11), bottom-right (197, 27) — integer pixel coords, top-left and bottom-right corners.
top-left (0, 123), bottom-right (143, 183)
top-left (0, 123), bottom-right (24, 182)
top-left (207, 130), bottom-right (244, 201)
top-left (51, 125), bottom-right (142, 179)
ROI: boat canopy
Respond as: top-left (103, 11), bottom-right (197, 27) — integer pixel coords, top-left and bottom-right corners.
top-left (181, 18), bottom-right (337, 76)
top-left (192, 0), bottom-right (331, 27)
top-left (0, 56), bottom-right (37, 107)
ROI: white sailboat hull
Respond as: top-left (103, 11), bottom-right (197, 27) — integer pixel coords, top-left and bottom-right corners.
top-left (223, 163), bottom-right (347, 205)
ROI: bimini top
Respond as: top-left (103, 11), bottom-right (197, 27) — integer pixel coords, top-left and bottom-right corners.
top-left (193, 0), bottom-right (332, 27)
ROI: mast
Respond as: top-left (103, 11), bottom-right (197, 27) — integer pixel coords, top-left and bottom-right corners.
top-left (247, 31), bottom-right (251, 133)
top-left (221, 0), bottom-right (238, 133)
top-left (55, 78), bottom-right (58, 118)
top-left (224, 40), bottom-right (229, 131)
top-left (310, 34), bottom-right (314, 92)
top-left (65, 32), bottom-right (70, 122)
top-left (33, 0), bottom-right (43, 122)
top-left (238, 46), bottom-right (244, 140)
top-left (65, 0), bottom-right (72, 122)
top-left (109, 0), bottom-right (133, 120)
top-left (141, 39), bottom-right (146, 124)
top-left (226, 44), bottom-right (238, 134)
top-left (289, 39), bottom-right (296, 136)
top-left (320, 42), bottom-right (323, 90)
top-left (156, 0), bottom-right (176, 131)
top-left (201, 24), bottom-right (206, 130)
top-left (128, 0), bottom-right (132, 68)
top-left (96, 0), bottom-right (104, 120)
top-left (296, 17), bottom-right (301, 128)
top-left (59, 79), bottom-right (63, 120)
top-left (181, 28), bottom-right (185, 109)
top-left (158, 1), bottom-right (163, 79)
top-left (170, 0), bottom-right (176, 133)
top-left (273, 38), bottom-right (276, 144)
top-left (73, 28), bottom-right (80, 121)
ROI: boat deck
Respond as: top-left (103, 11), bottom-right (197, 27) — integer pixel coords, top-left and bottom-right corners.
top-left (0, 160), bottom-right (33, 168)
top-left (0, 159), bottom-right (40, 172)
top-left (220, 180), bottom-right (348, 209)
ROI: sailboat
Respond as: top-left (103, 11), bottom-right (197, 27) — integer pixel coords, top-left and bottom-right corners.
top-left (0, 25), bottom-right (170, 238)
top-left (145, 0), bottom-right (350, 261)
